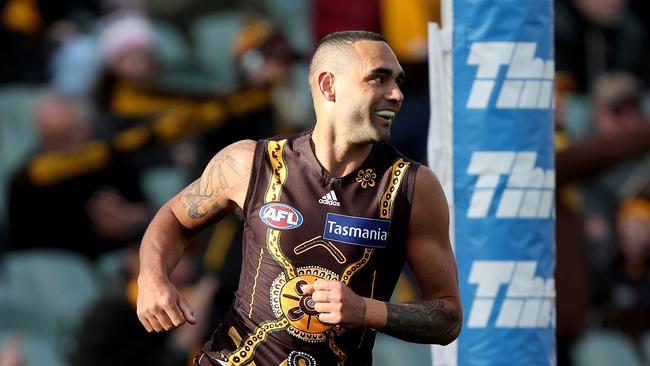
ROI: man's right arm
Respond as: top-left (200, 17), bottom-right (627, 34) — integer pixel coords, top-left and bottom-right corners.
top-left (136, 139), bottom-right (256, 332)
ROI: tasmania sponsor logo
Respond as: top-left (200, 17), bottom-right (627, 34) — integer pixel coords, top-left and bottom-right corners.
top-left (323, 213), bottom-right (390, 248)
top-left (466, 42), bottom-right (554, 110)
top-left (259, 203), bottom-right (303, 230)
top-left (466, 151), bottom-right (555, 219)
top-left (467, 260), bottom-right (555, 329)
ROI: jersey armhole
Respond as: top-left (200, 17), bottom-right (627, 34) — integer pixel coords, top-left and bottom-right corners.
top-left (242, 140), bottom-right (265, 218)
top-left (402, 162), bottom-right (420, 206)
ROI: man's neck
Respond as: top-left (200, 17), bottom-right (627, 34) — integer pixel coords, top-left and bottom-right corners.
top-left (311, 123), bottom-right (373, 178)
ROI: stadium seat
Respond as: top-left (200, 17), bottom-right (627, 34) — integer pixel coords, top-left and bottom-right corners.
top-left (0, 86), bottom-right (41, 237)
top-left (0, 331), bottom-right (65, 366)
top-left (572, 329), bottom-right (643, 366)
top-left (1, 249), bottom-right (100, 348)
top-left (189, 11), bottom-right (243, 88)
top-left (262, 0), bottom-right (313, 53)
top-left (561, 93), bottom-right (593, 142)
top-left (0, 86), bottom-right (40, 175)
top-left (0, 291), bottom-right (58, 341)
top-left (153, 20), bottom-right (191, 70)
top-left (642, 332), bottom-right (650, 364)
top-left (373, 332), bottom-right (432, 366)
top-left (95, 248), bottom-right (127, 286)
top-left (139, 165), bottom-right (188, 209)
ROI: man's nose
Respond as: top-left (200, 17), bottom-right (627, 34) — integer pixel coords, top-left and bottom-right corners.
top-left (386, 84), bottom-right (404, 104)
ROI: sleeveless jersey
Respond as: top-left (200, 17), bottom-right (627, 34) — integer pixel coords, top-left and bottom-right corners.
top-left (201, 130), bottom-right (419, 366)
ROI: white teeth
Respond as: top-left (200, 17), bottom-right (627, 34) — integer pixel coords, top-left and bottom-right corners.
top-left (376, 110), bottom-right (396, 118)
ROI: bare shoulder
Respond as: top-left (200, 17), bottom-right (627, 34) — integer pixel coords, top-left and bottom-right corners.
top-left (409, 166), bottom-right (450, 234)
top-left (169, 140), bottom-right (256, 228)
top-left (413, 166), bottom-right (447, 205)
top-left (205, 139), bottom-right (256, 207)
top-left (206, 140), bottom-right (256, 185)
top-left (224, 139), bottom-right (256, 161)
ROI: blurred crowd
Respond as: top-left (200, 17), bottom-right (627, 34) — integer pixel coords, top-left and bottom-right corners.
top-left (0, 0), bottom-right (648, 365)
top-left (0, 0), bottom-right (435, 365)
top-left (555, 0), bottom-right (650, 365)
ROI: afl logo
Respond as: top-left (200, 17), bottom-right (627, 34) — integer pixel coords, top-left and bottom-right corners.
top-left (259, 203), bottom-right (303, 230)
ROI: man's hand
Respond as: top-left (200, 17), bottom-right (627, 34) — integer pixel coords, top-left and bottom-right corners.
top-left (301, 279), bottom-right (366, 328)
top-left (136, 275), bottom-right (197, 333)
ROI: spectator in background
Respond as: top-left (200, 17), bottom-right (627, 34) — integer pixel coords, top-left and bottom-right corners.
top-left (594, 197), bottom-right (650, 347)
top-left (93, 12), bottom-right (161, 124)
top-left (592, 72), bottom-right (647, 137)
top-left (90, 12), bottom-right (275, 172)
top-left (554, 74), bottom-right (650, 364)
top-left (0, 0), bottom-right (101, 84)
top-left (7, 92), bottom-right (149, 259)
top-left (580, 73), bottom-right (650, 272)
top-left (555, 0), bottom-right (650, 93)
top-left (232, 17), bottom-right (313, 132)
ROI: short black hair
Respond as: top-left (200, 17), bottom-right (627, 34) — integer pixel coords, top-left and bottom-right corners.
top-left (309, 31), bottom-right (387, 78)
top-left (316, 30), bottom-right (386, 48)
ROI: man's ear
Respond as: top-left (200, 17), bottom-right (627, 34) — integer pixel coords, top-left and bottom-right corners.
top-left (318, 72), bottom-right (336, 101)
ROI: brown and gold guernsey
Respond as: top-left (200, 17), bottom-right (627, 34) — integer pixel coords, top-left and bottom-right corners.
top-left (202, 130), bottom-right (419, 366)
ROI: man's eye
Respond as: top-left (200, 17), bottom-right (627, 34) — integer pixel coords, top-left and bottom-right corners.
top-left (370, 76), bottom-right (384, 84)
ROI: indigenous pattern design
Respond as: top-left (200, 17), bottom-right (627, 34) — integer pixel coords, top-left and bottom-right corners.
top-left (213, 131), bottom-right (416, 366)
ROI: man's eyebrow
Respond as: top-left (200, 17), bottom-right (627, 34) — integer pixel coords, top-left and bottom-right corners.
top-left (367, 67), bottom-right (405, 81)
top-left (368, 67), bottom-right (395, 76)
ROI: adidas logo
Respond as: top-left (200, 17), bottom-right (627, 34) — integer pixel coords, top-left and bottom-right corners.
top-left (319, 190), bottom-right (341, 207)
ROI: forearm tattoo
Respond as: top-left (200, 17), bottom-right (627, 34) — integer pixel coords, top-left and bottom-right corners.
top-left (180, 142), bottom-right (252, 219)
top-left (383, 299), bottom-right (460, 344)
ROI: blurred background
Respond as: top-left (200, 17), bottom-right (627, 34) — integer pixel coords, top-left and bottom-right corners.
top-left (0, 0), bottom-right (649, 365)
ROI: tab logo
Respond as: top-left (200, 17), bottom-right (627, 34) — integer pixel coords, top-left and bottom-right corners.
top-left (259, 203), bottom-right (303, 230)
top-left (466, 42), bottom-right (554, 109)
top-left (467, 151), bottom-right (554, 219)
top-left (323, 213), bottom-right (390, 248)
top-left (467, 260), bottom-right (555, 329)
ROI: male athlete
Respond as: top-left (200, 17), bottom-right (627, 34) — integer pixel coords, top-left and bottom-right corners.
top-left (137, 31), bottom-right (461, 365)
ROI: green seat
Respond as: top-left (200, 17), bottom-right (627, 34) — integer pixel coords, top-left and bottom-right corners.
top-left (95, 248), bottom-right (128, 286)
top-left (0, 331), bottom-right (65, 366)
top-left (0, 86), bottom-right (40, 175)
top-left (2, 249), bottom-right (99, 345)
top-left (373, 332), bottom-right (432, 366)
top-left (0, 291), bottom-right (58, 341)
top-left (139, 165), bottom-right (188, 209)
top-left (0, 86), bottom-right (41, 238)
top-left (189, 11), bottom-right (243, 88)
top-left (642, 332), bottom-right (650, 364)
top-left (572, 329), bottom-right (643, 366)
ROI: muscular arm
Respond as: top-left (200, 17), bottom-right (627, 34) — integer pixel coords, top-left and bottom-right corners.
top-left (308, 167), bottom-right (462, 344)
top-left (137, 139), bottom-right (255, 332)
top-left (375, 166), bottom-right (461, 344)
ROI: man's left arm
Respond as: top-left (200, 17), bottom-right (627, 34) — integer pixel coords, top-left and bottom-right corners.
top-left (305, 166), bottom-right (462, 344)
top-left (379, 166), bottom-right (462, 344)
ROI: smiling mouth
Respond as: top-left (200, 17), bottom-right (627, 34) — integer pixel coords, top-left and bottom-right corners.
top-left (376, 110), bottom-right (396, 122)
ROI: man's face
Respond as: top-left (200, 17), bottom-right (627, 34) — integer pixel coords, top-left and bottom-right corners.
top-left (335, 41), bottom-right (404, 144)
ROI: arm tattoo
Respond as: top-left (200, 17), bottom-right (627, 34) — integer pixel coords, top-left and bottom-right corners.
top-left (181, 143), bottom-right (252, 219)
top-left (383, 299), bottom-right (460, 344)
top-left (185, 177), bottom-right (213, 219)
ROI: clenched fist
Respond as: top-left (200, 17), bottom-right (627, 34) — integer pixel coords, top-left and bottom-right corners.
top-left (301, 279), bottom-right (367, 328)
top-left (136, 275), bottom-right (197, 333)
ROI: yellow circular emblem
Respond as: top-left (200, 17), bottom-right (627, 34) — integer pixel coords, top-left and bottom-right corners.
top-left (270, 266), bottom-right (340, 342)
